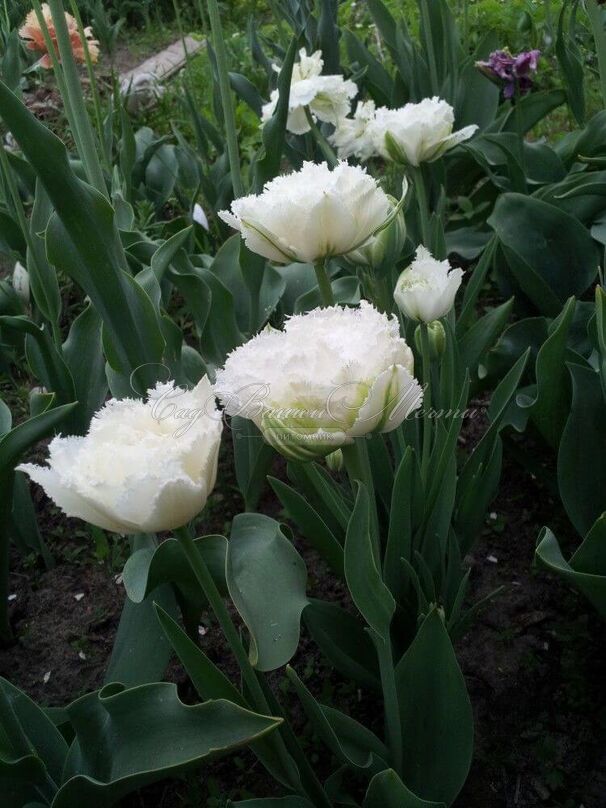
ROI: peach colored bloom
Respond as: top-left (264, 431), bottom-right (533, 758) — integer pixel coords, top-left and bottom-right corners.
top-left (19, 4), bottom-right (99, 69)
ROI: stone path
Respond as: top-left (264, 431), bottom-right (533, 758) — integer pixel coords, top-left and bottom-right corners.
top-left (119, 35), bottom-right (205, 85)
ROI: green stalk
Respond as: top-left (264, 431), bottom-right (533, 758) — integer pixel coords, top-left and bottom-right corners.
top-left (587, 0), bottom-right (606, 110)
top-left (375, 634), bottom-right (403, 775)
top-left (46, 0), bottom-right (107, 195)
top-left (174, 526), bottom-right (322, 802)
top-left (67, 0), bottom-right (111, 174)
top-left (342, 439), bottom-right (381, 562)
top-left (313, 259), bottom-right (335, 306)
top-left (419, 322), bottom-right (433, 481)
top-left (304, 107), bottom-right (339, 167)
top-left (206, 0), bottom-right (244, 198)
top-left (0, 474), bottom-right (14, 646)
top-left (410, 164), bottom-right (431, 248)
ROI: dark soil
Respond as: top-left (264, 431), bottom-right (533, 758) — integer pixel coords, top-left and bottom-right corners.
top-left (1, 421), bottom-right (605, 807)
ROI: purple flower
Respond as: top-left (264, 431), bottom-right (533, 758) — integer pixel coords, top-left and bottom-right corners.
top-left (476, 48), bottom-right (540, 100)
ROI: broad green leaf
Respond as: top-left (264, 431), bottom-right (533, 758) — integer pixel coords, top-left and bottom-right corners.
top-left (395, 610), bottom-right (473, 805)
top-left (558, 363), bottom-right (606, 536)
top-left (155, 606), bottom-right (300, 790)
top-left (226, 514), bottom-right (309, 671)
top-left (488, 194), bottom-right (598, 316)
top-left (62, 304), bottom-right (107, 435)
top-left (286, 666), bottom-right (387, 771)
top-left (232, 799), bottom-right (314, 807)
top-left (527, 297), bottom-right (576, 447)
top-left (0, 401), bottom-right (77, 474)
top-left (54, 686), bottom-right (281, 807)
top-left (344, 484), bottom-right (395, 641)
top-left (27, 180), bottom-right (61, 325)
top-left (458, 298), bottom-right (514, 375)
top-left (363, 769), bottom-right (446, 808)
top-left (232, 416), bottom-right (275, 512)
top-left (303, 599), bottom-right (380, 691)
top-left (536, 523), bottom-right (606, 620)
top-left (269, 476), bottom-right (344, 575)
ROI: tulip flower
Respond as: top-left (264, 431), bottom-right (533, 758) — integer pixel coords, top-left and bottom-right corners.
top-left (261, 48), bottom-right (358, 135)
top-left (370, 97), bottom-right (478, 166)
top-left (330, 99), bottom-right (378, 161)
top-left (476, 49), bottom-right (540, 99)
top-left (19, 3), bottom-right (99, 69)
top-left (219, 161), bottom-right (395, 266)
top-left (214, 302), bottom-right (423, 461)
top-left (394, 246), bottom-right (464, 323)
top-left (12, 261), bottom-right (29, 306)
top-left (18, 379), bottom-right (222, 534)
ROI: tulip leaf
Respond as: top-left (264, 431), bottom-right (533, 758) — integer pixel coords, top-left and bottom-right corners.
top-left (488, 194), bottom-right (598, 316)
top-left (286, 666), bottom-right (387, 771)
top-left (27, 180), bottom-right (61, 325)
top-left (0, 79), bottom-right (165, 387)
top-left (226, 514), bottom-right (309, 672)
top-left (363, 769), bottom-right (446, 808)
top-left (345, 483), bottom-right (395, 641)
top-left (536, 521), bottom-right (606, 620)
top-left (303, 599), bottom-right (381, 691)
top-left (395, 609), bottom-right (473, 805)
top-left (558, 362), bottom-right (606, 536)
top-left (0, 400), bottom-right (77, 474)
top-left (52, 685), bottom-right (281, 807)
top-left (269, 476), bottom-right (344, 576)
top-left (232, 416), bottom-right (275, 512)
top-left (458, 298), bottom-right (514, 375)
top-left (62, 303), bottom-right (108, 436)
top-left (155, 605), bottom-right (300, 790)
top-left (123, 535), bottom-right (227, 630)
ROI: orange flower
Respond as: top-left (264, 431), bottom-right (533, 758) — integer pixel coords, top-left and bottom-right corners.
top-left (19, 3), bottom-right (99, 69)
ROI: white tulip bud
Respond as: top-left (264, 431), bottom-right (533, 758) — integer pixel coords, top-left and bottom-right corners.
top-left (19, 378), bottom-right (222, 535)
top-left (193, 203), bottom-right (209, 231)
top-left (394, 246), bottom-right (463, 323)
top-left (214, 302), bottom-right (423, 462)
top-left (12, 261), bottom-right (29, 306)
top-left (345, 192), bottom-right (407, 276)
top-left (219, 162), bottom-right (394, 265)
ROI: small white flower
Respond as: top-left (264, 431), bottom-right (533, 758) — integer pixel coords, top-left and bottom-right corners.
top-left (370, 97), bottom-right (478, 166)
top-left (74, 593), bottom-right (85, 602)
top-left (193, 203), bottom-right (209, 231)
top-left (394, 246), bottom-right (463, 323)
top-left (43, 671), bottom-right (51, 684)
top-left (261, 48), bottom-right (357, 135)
top-left (219, 161), bottom-right (393, 264)
top-left (19, 378), bottom-right (222, 535)
top-left (330, 99), bottom-right (377, 160)
top-left (12, 261), bottom-right (29, 306)
top-left (214, 302), bottom-right (423, 461)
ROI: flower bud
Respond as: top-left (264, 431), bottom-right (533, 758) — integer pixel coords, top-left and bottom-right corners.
top-left (12, 261), bottom-right (30, 306)
top-left (394, 246), bottom-right (463, 323)
top-left (414, 320), bottom-right (446, 359)
top-left (345, 194), bottom-right (407, 276)
top-left (325, 449), bottom-right (343, 472)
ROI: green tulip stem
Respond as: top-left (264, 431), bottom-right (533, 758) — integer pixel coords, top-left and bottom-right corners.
top-left (175, 526), bottom-right (330, 806)
top-left (342, 439), bottom-right (381, 562)
top-left (375, 632), bottom-right (403, 776)
top-left (314, 259), bottom-right (335, 306)
top-left (304, 107), bottom-right (339, 167)
top-left (206, 0), bottom-right (244, 198)
top-left (587, 0), bottom-right (606, 111)
top-left (410, 165), bottom-right (431, 248)
top-left (419, 321), bottom-right (433, 481)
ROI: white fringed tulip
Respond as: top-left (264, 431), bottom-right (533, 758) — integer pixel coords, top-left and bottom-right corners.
top-left (370, 97), bottom-right (478, 166)
top-left (219, 161), bottom-right (393, 265)
top-left (193, 203), bottom-right (209, 231)
top-left (330, 99), bottom-right (377, 160)
top-left (214, 302), bottom-right (423, 461)
top-left (12, 261), bottom-right (29, 306)
top-left (18, 378), bottom-right (222, 534)
top-left (261, 48), bottom-right (357, 135)
top-left (394, 246), bottom-right (464, 322)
